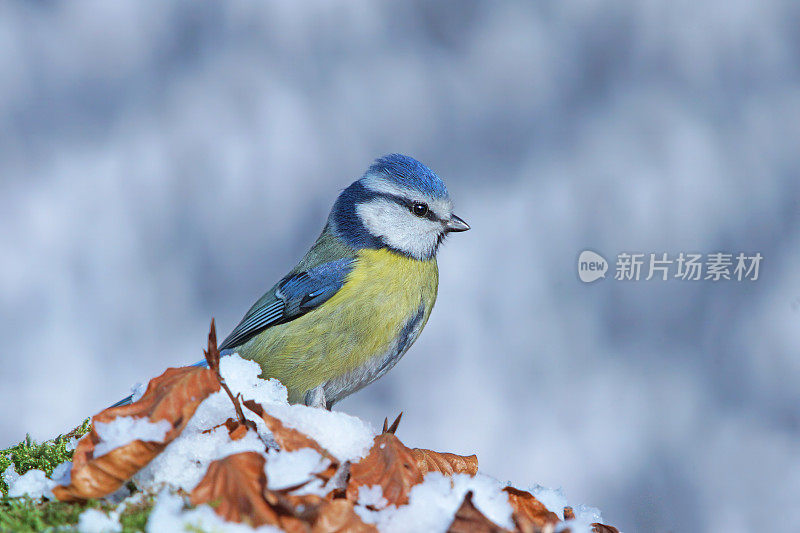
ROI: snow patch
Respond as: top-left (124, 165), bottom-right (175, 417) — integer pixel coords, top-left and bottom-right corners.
top-left (133, 425), bottom-right (266, 492)
top-left (51, 461), bottom-right (72, 485)
top-left (7, 469), bottom-right (57, 499)
top-left (357, 484), bottom-right (388, 509)
top-left (130, 382), bottom-right (147, 404)
top-left (357, 472), bottom-right (514, 532)
top-left (2, 463), bottom-right (20, 488)
top-left (93, 417), bottom-right (172, 457)
top-left (260, 403), bottom-right (375, 461)
top-left (264, 448), bottom-right (329, 491)
top-left (528, 484), bottom-right (605, 529)
top-left (77, 508), bottom-right (122, 533)
top-left (146, 490), bottom-right (281, 533)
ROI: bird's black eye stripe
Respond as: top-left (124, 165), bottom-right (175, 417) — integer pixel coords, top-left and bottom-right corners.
top-left (376, 192), bottom-right (440, 221)
top-left (411, 202), bottom-right (429, 217)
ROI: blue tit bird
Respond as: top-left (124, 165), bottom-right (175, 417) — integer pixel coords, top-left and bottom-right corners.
top-left (113, 154), bottom-right (469, 409)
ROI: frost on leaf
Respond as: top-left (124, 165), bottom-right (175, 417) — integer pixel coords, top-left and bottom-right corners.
top-left (410, 448), bottom-right (479, 477)
top-left (346, 431), bottom-right (423, 506)
top-left (504, 486), bottom-right (560, 531)
top-left (447, 491), bottom-right (511, 533)
top-left (53, 365), bottom-right (220, 501)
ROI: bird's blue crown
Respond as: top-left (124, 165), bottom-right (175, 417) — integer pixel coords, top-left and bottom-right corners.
top-left (366, 154), bottom-right (449, 199)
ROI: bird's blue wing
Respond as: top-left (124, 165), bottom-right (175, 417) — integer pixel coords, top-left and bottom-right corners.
top-left (218, 257), bottom-right (354, 351)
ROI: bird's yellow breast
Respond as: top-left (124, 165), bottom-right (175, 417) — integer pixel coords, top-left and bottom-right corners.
top-left (238, 248), bottom-right (438, 402)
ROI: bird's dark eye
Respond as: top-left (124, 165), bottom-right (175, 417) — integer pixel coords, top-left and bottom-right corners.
top-left (411, 202), bottom-right (429, 217)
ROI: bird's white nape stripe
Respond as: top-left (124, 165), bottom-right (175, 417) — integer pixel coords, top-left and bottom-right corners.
top-left (356, 197), bottom-right (444, 260)
top-left (360, 175), bottom-right (413, 196)
top-left (361, 175), bottom-right (453, 220)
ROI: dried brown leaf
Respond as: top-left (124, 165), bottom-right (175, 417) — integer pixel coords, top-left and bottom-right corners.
top-left (54, 365), bottom-right (220, 501)
top-left (265, 491), bottom-right (324, 520)
top-left (261, 493), bottom-right (375, 532)
top-left (192, 455), bottom-right (323, 531)
top-left (346, 432), bottom-right (423, 506)
top-left (563, 506), bottom-right (575, 520)
top-left (244, 400), bottom-right (336, 462)
top-left (201, 417), bottom-right (250, 441)
top-left (504, 486), bottom-right (560, 530)
top-left (411, 448), bottom-right (479, 477)
top-left (591, 523), bottom-right (620, 533)
top-left (222, 418), bottom-right (250, 441)
top-left (446, 491), bottom-right (512, 533)
top-left (190, 451), bottom-right (280, 527)
top-left (312, 499), bottom-right (378, 533)
top-left (281, 519), bottom-right (314, 533)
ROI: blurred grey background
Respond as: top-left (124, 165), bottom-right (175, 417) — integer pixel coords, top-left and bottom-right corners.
top-left (2, 1), bottom-right (799, 531)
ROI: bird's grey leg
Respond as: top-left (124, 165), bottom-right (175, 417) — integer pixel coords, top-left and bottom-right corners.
top-left (304, 385), bottom-right (328, 410)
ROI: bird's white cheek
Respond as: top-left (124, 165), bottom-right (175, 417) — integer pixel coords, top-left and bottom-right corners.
top-left (356, 199), bottom-right (441, 259)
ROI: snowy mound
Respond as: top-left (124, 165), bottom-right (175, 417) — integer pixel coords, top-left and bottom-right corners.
top-left (6, 355), bottom-right (614, 532)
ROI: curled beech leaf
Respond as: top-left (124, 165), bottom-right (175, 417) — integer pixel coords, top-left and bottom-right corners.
top-left (313, 499), bottom-right (377, 533)
top-left (411, 449), bottom-right (478, 477)
top-left (54, 366), bottom-right (220, 501)
top-left (504, 486), bottom-right (560, 530)
top-left (591, 523), bottom-right (621, 533)
top-left (190, 451), bottom-right (280, 527)
top-left (346, 432), bottom-right (423, 506)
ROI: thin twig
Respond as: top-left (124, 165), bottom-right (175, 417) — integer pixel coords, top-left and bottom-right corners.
top-left (205, 318), bottom-right (256, 431)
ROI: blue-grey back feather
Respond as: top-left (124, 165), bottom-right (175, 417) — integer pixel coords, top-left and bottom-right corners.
top-left (218, 256), bottom-right (354, 350)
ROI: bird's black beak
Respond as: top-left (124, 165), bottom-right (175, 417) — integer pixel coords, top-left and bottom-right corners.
top-left (446, 214), bottom-right (470, 233)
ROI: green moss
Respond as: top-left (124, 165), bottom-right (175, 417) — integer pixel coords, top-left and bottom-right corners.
top-left (0, 422), bottom-right (165, 531)
top-left (0, 493), bottom-right (155, 533)
top-left (118, 495), bottom-right (156, 532)
top-left (0, 497), bottom-right (111, 532)
top-left (0, 419), bottom-right (92, 496)
top-left (0, 496), bottom-right (96, 532)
